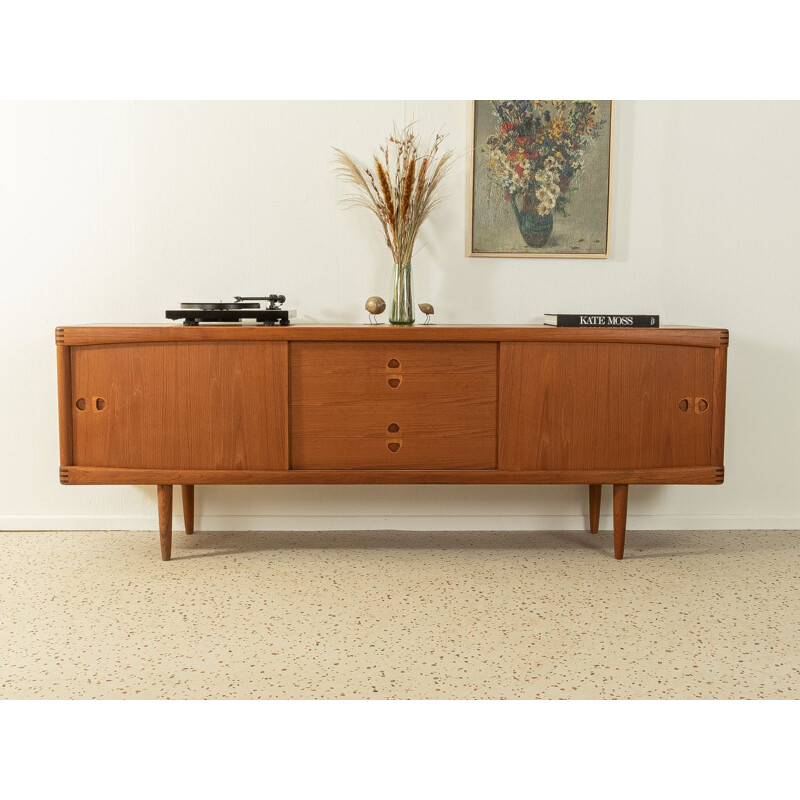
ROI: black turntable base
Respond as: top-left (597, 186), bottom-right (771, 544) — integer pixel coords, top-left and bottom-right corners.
top-left (166, 295), bottom-right (293, 326)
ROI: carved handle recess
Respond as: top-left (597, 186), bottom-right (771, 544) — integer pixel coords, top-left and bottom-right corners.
top-left (679, 397), bottom-right (709, 413)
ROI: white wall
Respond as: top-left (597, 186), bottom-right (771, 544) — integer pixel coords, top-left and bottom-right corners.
top-left (1, 101), bottom-right (798, 531)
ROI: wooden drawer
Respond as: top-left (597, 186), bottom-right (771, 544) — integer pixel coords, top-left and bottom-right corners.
top-left (291, 372), bottom-right (495, 407)
top-left (292, 402), bottom-right (497, 439)
top-left (290, 342), bottom-right (498, 469)
top-left (291, 343), bottom-right (497, 407)
top-left (292, 435), bottom-right (496, 470)
top-left (291, 342), bottom-right (497, 375)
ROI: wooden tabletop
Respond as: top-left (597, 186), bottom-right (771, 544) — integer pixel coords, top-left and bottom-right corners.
top-left (55, 323), bottom-right (729, 348)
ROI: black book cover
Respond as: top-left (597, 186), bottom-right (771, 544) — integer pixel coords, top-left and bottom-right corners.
top-left (544, 314), bottom-right (660, 328)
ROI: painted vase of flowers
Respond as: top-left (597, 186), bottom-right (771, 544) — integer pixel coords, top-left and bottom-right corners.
top-left (334, 126), bottom-right (452, 325)
top-left (512, 193), bottom-right (554, 248)
top-left (484, 101), bottom-right (605, 248)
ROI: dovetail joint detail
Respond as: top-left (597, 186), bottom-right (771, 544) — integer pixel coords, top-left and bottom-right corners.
top-left (59, 468), bottom-right (69, 485)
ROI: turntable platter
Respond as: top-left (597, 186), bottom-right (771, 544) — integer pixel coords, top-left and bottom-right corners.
top-left (180, 302), bottom-right (261, 310)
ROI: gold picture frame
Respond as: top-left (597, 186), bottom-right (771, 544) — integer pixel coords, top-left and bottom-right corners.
top-left (467, 100), bottom-right (613, 258)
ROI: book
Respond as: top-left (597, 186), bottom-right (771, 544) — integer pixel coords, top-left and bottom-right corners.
top-left (543, 314), bottom-right (660, 328)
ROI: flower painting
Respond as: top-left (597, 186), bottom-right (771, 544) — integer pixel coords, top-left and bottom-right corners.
top-left (469, 101), bottom-right (612, 257)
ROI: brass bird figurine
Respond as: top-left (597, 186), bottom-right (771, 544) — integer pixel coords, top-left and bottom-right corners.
top-left (418, 302), bottom-right (435, 325)
top-left (365, 296), bottom-right (386, 324)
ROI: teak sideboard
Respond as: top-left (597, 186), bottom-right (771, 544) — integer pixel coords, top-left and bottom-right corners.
top-left (55, 324), bottom-right (728, 561)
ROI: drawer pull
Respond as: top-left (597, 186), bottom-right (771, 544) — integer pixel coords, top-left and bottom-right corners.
top-left (93, 396), bottom-right (106, 412)
top-left (387, 440), bottom-right (401, 453)
top-left (387, 422), bottom-right (400, 433)
top-left (680, 397), bottom-right (709, 413)
top-left (75, 397), bottom-right (86, 411)
top-left (387, 376), bottom-right (402, 389)
top-left (387, 358), bottom-right (400, 369)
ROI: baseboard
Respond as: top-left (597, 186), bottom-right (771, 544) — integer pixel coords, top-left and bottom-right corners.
top-left (2, 514), bottom-right (799, 531)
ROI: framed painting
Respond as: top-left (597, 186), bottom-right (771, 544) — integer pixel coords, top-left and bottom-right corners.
top-left (468, 100), bottom-right (613, 258)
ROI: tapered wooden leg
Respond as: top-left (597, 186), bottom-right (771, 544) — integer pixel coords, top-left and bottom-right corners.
top-left (613, 484), bottom-right (628, 560)
top-left (181, 485), bottom-right (195, 535)
top-left (589, 484), bottom-right (602, 533)
top-left (157, 484), bottom-right (173, 561)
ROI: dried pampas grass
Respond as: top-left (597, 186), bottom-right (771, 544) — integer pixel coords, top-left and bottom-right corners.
top-left (333, 124), bottom-right (453, 266)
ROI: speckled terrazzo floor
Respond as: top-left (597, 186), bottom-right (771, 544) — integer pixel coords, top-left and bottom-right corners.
top-left (1, 529), bottom-right (798, 699)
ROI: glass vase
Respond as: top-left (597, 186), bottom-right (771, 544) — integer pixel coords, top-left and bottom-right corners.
top-left (390, 261), bottom-right (414, 325)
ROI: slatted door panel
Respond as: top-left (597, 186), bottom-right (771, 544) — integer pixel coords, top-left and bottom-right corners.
top-left (71, 342), bottom-right (287, 470)
top-left (498, 342), bottom-right (715, 470)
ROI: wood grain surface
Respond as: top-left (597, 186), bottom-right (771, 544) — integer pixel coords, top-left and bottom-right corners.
top-left (290, 436), bottom-right (496, 470)
top-left (61, 465), bottom-right (723, 485)
top-left (181, 485), bottom-right (194, 535)
top-left (290, 342), bottom-right (497, 374)
top-left (290, 402), bottom-right (497, 439)
top-left (290, 342), bottom-right (497, 470)
top-left (613, 484), bottom-right (629, 559)
top-left (498, 342), bottom-right (716, 471)
top-left (57, 324), bottom-right (728, 349)
top-left (711, 344), bottom-right (728, 465)
top-left (157, 484), bottom-right (173, 561)
top-left (57, 344), bottom-right (73, 467)
top-left (57, 326), bottom-right (727, 560)
top-left (71, 342), bottom-right (288, 470)
top-left (589, 484), bottom-right (602, 533)
top-left (290, 373), bottom-right (496, 406)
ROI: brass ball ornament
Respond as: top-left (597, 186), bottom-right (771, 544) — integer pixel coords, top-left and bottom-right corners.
top-left (365, 296), bottom-right (386, 324)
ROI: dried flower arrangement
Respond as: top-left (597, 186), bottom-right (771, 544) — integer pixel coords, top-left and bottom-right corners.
top-left (333, 125), bottom-right (453, 267)
top-left (333, 125), bottom-right (453, 323)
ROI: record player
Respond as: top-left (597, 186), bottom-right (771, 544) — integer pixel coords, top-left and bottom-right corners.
top-left (166, 295), bottom-right (294, 326)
